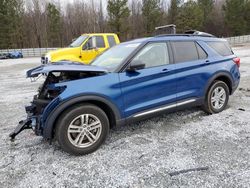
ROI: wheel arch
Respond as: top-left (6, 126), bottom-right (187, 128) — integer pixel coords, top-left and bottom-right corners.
top-left (204, 72), bottom-right (233, 97)
top-left (43, 95), bottom-right (122, 140)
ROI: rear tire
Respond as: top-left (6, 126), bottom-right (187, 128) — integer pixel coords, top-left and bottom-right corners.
top-left (202, 80), bottom-right (229, 114)
top-left (56, 104), bottom-right (109, 155)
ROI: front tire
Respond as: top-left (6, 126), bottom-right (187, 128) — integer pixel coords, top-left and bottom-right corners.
top-left (56, 104), bottom-right (109, 155)
top-left (203, 80), bottom-right (229, 114)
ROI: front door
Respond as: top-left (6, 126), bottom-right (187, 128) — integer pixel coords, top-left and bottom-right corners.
top-left (81, 36), bottom-right (106, 64)
top-left (119, 42), bottom-right (177, 118)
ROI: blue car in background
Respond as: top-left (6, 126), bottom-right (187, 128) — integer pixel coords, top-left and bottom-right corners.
top-left (0, 53), bottom-right (9, 59)
top-left (8, 51), bottom-right (23, 58)
top-left (10, 33), bottom-right (240, 155)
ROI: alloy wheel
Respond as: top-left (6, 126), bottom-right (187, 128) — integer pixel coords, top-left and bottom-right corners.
top-left (67, 114), bottom-right (102, 148)
top-left (211, 86), bottom-right (226, 110)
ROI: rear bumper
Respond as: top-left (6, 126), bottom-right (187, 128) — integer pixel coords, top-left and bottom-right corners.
top-left (231, 76), bottom-right (240, 94)
top-left (231, 82), bottom-right (239, 94)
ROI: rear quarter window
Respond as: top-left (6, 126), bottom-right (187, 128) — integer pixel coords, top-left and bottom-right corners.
top-left (196, 43), bottom-right (207, 59)
top-left (206, 41), bottom-right (233, 56)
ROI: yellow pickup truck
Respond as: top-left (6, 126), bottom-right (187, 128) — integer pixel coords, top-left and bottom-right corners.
top-left (41, 33), bottom-right (120, 64)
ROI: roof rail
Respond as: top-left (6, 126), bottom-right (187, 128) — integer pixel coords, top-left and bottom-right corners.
top-left (184, 30), bottom-right (215, 37)
top-left (155, 34), bottom-right (191, 37)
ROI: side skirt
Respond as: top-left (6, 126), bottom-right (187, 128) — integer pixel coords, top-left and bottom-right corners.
top-left (125, 98), bottom-right (203, 124)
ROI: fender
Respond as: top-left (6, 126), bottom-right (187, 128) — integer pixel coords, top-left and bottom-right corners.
top-left (42, 95), bottom-right (122, 139)
top-left (204, 71), bottom-right (233, 97)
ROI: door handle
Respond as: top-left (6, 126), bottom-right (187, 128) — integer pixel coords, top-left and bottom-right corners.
top-left (201, 60), bottom-right (211, 66)
top-left (160, 68), bottom-right (171, 73)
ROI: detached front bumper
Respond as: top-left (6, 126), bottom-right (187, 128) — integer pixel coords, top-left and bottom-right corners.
top-left (9, 100), bottom-right (45, 140)
top-left (9, 119), bottom-right (32, 140)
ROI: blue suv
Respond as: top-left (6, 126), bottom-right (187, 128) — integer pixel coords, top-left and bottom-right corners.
top-left (10, 34), bottom-right (240, 155)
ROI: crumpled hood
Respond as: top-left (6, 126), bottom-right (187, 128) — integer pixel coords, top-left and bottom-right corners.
top-left (27, 61), bottom-right (108, 77)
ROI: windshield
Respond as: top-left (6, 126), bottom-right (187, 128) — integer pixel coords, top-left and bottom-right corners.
top-left (69, 35), bottom-right (88, 47)
top-left (91, 43), bottom-right (141, 71)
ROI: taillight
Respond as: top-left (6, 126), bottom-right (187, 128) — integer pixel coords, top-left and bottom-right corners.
top-left (233, 57), bottom-right (240, 67)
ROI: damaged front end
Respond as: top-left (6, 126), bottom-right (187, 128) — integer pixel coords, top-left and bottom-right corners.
top-left (9, 61), bottom-right (107, 140)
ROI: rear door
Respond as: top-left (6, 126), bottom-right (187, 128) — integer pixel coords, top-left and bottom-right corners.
top-left (119, 42), bottom-right (177, 118)
top-left (170, 41), bottom-right (209, 101)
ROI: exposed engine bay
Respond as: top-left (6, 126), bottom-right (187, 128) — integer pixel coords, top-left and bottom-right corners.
top-left (29, 71), bottom-right (103, 119)
top-left (30, 70), bottom-right (104, 117)
top-left (38, 71), bottom-right (103, 100)
top-left (10, 62), bottom-right (107, 140)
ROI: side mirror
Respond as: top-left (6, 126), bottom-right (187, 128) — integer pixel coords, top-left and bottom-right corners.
top-left (127, 60), bottom-right (145, 72)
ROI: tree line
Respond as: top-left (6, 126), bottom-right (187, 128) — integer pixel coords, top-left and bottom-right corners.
top-left (0, 0), bottom-right (250, 49)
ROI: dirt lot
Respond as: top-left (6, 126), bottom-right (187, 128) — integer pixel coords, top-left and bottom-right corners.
top-left (0, 45), bottom-right (250, 188)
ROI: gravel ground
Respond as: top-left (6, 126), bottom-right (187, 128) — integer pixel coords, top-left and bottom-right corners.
top-left (0, 46), bottom-right (250, 188)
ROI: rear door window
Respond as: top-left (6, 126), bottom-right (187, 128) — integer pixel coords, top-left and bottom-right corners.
top-left (206, 41), bottom-right (233, 56)
top-left (107, 36), bottom-right (117, 47)
top-left (171, 41), bottom-right (199, 63)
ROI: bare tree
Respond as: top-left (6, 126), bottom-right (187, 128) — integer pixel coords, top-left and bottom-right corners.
top-left (0, 0), bottom-right (248, 49)
top-left (129, 0), bottom-right (144, 38)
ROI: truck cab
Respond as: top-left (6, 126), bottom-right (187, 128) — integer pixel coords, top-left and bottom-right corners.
top-left (41, 33), bottom-right (120, 64)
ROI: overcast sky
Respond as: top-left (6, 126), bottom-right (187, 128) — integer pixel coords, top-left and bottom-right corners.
top-left (54, 0), bottom-right (108, 9)
top-left (25, 0), bottom-right (171, 14)
top-left (58, 0), bottom-right (172, 10)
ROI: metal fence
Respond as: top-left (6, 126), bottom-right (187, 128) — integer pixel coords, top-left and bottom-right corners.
top-left (226, 35), bottom-right (250, 45)
top-left (0, 47), bottom-right (59, 57)
top-left (1, 34), bottom-right (250, 57)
